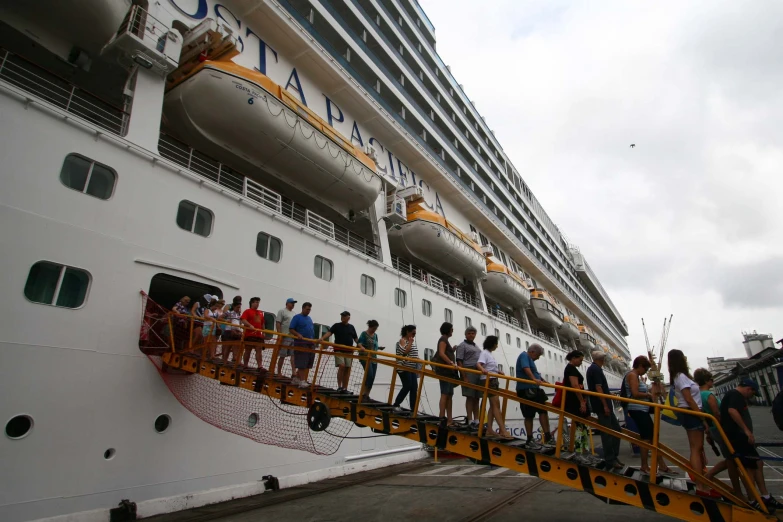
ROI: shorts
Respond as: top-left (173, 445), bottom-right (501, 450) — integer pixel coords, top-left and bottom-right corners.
top-left (484, 377), bottom-right (500, 397)
top-left (294, 348), bottom-right (315, 369)
top-left (334, 354), bottom-right (354, 367)
top-left (728, 436), bottom-right (760, 469)
top-left (461, 369), bottom-right (481, 398)
top-left (518, 388), bottom-right (547, 419)
top-left (628, 410), bottom-right (654, 440)
top-left (681, 412), bottom-right (706, 431)
top-left (440, 380), bottom-right (456, 396)
top-left (222, 330), bottom-right (240, 341)
top-left (278, 336), bottom-right (295, 357)
top-left (709, 426), bottom-right (730, 458)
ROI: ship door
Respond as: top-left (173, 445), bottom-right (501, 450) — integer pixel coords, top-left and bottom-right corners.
top-left (148, 273), bottom-right (223, 310)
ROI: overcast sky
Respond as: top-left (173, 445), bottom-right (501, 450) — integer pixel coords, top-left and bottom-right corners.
top-left (420, 0), bottom-right (783, 371)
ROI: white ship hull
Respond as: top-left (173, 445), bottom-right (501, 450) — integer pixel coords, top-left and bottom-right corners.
top-left (0, 93), bottom-right (623, 521)
top-left (0, 0), bottom-right (629, 519)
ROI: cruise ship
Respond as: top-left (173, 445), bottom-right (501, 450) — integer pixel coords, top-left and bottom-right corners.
top-left (0, 1), bottom-right (630, 520)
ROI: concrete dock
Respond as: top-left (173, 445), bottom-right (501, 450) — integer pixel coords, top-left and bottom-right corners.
top-left (149, 406), bottom-right (782, 521)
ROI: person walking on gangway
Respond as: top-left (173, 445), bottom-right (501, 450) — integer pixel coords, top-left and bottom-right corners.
top-left (289, 302), bottom-right (316, 388)
top-left (456, 326), bottom-right (481, 430)
top-left (274, 298), bottom-right (297, 378)
top-left (720, 379), bottom-right (781, 513)
top-left (587, 350), bottom-right (623, 470)
top-left (393, 325), bottom-right (419, 412)
top-left (320, 311), bottom-right (359, 393)
top-left (477, 335), bottom-right (513, 440)
top-left (433, 322), bottom-right (459, 427)
top-left (515, 343), bottom-right (554, 448)
top-left (563, 350), bottom-right (589, 453)
top-left (357, 320), bottom-right (384, 403)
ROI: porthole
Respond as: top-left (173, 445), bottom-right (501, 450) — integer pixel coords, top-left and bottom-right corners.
top-left (154, 414), bottom-right (171, 433)
top-left (104, 448), bottom-right (116, 460)
top-left (539, 461), bottom-right (551, 472)
top-left (594, 475), bottom-right (607, 488)
top-left (5, 415), bottom-right (33, 439)
top-left (656, 493), bottom-right (670, 506)
top-left (248, 413), bottom-right (259, 427)
top-left (624, 484), bottom-right (637, 497)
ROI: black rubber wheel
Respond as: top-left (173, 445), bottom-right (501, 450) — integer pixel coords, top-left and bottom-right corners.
top-left (308, 402), bottom-right (331, 432)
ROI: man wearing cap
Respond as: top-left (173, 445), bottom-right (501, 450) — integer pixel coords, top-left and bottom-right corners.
top-left (320, 311), bottom-right (358, 393)
top-left (274, 298), bottom-right (297, 378)
top-left (720, 378), bottom-right (781, 512)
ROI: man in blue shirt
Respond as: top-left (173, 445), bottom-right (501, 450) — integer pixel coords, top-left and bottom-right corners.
top-left (516, 343), bottom-right (553, 447)
top-left (586, 351), bottom-right (622, 470)
top-left (289, 302), bottom-right (315, 389)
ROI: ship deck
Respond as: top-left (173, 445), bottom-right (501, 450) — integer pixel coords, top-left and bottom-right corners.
top-left (147, 406), bottom-right (782, 522)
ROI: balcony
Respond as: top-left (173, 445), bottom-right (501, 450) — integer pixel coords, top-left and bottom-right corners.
top-left (0, 48), bottom-right (129, 136)
top-left (391, 254), bottom-right (481, 310)
top-left (159, 133), bottom-right (381, 260)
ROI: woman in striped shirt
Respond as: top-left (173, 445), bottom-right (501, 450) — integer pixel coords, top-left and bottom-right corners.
top-left (393, 325), bottom-right (419, 412)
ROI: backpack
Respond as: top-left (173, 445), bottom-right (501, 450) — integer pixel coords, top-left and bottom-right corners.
top-left (773, 390), bottom-right (783, 431)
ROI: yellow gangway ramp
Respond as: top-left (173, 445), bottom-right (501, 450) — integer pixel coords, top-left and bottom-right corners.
top-left (138, 293), bottom-right (775, 522)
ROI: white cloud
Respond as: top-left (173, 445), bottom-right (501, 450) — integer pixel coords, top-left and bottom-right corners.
top-left (420, 0), bottom-right (783, 368)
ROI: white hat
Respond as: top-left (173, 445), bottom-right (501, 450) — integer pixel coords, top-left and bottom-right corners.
top-left (203, 293), bottom-right (216, 302)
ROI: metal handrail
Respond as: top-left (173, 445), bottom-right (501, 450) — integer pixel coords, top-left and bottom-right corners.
top-left (153, 306), bottom-right (764, 514)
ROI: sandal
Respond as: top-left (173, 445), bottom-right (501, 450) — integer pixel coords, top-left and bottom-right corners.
top-left (658, 467), bottom-right (679, 475)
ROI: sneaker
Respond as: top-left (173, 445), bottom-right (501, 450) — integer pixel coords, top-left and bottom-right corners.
top-left (291, 377), bottom-right (301, 386)
top-left (763, 496), bottom-right (781, 513)
top-left (541, 438), bottom-right (556, 448)
top-left (297, 380), bottom-right (311, 389)
top-left (392, 406), bottom-right (404, 413)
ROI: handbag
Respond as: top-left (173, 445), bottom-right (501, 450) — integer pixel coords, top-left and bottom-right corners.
top-left (551, 381), bottom-right (564, 407)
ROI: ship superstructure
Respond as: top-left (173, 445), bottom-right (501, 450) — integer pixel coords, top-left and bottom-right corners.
top-left (0, 1), bottom-right (629, 520)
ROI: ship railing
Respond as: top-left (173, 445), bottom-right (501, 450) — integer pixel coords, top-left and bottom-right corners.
top-left (489, 308), bottom-right (523, 330)
top-left (140, 296), bottom-right (767, 516)
top-left (158, 133), bottom-right (381, 261)
top-left (390, 254), bottom-right (481, 309)
top-left (115, 4), bottom-right (170, 53)
top-left (0, 48), bottom-right (130, 136)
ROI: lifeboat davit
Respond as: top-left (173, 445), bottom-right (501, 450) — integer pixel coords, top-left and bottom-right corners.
top-left (558, 315), bottom-right (580, 340)
top-left (387, 198), bottom-right (486, 280)
top-left (530, 289), bottom-right (564, 329)
top-left (482, 259), bottom-right (531, 309)
top-left (163, 59), bottom-right (382, 218)
top-left (578, 324), bottom-right (596, 351)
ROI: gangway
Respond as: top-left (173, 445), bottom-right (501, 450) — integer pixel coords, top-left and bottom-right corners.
top-left (138, 294), bottom-right (776, 522)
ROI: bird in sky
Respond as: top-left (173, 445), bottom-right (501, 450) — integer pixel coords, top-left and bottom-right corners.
top-left (630, 144), bottom-right (636, 148)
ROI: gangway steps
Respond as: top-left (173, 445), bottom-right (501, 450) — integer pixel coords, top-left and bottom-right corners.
top-left (159, 351), bottom-right (776, 522)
